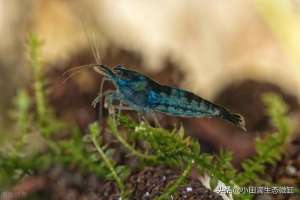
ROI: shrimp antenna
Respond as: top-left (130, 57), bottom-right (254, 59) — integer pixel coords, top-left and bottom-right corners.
top-left (63, 17), bottom-right (103, 83)
top-left (62, 64), bottom-right (95, 83)
top-left (80, 18), bottom-right (102, 65)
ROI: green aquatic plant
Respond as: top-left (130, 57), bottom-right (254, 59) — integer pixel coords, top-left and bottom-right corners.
top-left (155, 161), bottom-right (193, 200)
top-left (0, 33), bottom-right (295, 200)
top-left (0, 34), bottom-right (110, 189)
top-left (235, 93), bottom-right (293, 186)
top-left (27, 33), bottom-right (64, 138)
top-left (88, 122), bottom-right (130, 198)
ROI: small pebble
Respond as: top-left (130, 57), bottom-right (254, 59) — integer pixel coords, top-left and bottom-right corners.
top-left (286, 165), bottom-right (297, 176)
top-left (186, 187), bottom-right (193, 192)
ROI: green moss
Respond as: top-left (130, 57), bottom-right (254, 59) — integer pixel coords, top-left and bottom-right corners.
top-left (235, 93), bottom-right (293, 186)
top-left (0, 33), bottom-right (295, 200)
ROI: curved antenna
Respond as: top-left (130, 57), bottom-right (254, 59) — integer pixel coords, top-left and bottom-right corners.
top-left (62, 64), bottom-right (95, 83)
top-left (63, 64), bottom-right (94, 75)
top-left (90, 31), bottom-right (102, 65)
top-left (79, 17), bottom-right (102, 64)
top-left (63, 16), bottom-right (103, 83)
top-left (64, 12), bottom-right (109, 125)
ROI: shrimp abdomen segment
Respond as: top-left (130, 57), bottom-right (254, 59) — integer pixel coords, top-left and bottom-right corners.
top-left (148, 85), bottom-right (246, 130)
top-left (149, 87), bottom-right (220, 117)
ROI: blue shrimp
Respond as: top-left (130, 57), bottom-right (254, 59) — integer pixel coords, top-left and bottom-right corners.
top-left (92, 64), bottom-right (246, 131)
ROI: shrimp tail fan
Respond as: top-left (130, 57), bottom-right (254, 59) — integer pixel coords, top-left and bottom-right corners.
top-left (219, 108), bottom-right (246, 131)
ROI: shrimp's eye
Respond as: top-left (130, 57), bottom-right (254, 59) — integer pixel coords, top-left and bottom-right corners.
top-left (114, 65), bottom-right (126, 72)
top-left (113, 65), bottom-right (140, 80)
top-left (114, 68), bottom-right (124, 76)
top-left (114, 66), bottom-right (129, 79)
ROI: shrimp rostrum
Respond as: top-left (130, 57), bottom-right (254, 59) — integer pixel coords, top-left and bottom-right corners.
top-left (92, 65), bottom-right (246, 131)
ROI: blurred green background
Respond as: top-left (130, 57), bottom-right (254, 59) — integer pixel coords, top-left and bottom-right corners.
top-left (0, 1), bottom-right (300, 199)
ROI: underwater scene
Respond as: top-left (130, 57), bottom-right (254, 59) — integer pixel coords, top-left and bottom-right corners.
top-left (0, 1), bottom-right (299, 200)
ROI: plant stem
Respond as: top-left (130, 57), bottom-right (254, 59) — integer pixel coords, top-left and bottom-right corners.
top-left (28, 34), bottom-right (46, 123)
top-left (109, 119), bottom-right (156, 161)
top-left (155, 161), bottom-right (193, 200)
top-left (91, 134), bottom-right (125, 196)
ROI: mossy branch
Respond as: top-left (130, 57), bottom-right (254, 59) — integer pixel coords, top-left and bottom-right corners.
top-left (155, 161), bottom-right (193, 200)
top-left (13, 90), bottom-right (31, 153)
top-left (89, 122), bottom-right (125, 197)
top-left (108, 118), bottom-right (156, 161)
top-left (14, 90), bottom-right (31, 134)
top-left (27, 33), bottom-right (46, 122)
top-left (235, 93), bottom-right (293, 186)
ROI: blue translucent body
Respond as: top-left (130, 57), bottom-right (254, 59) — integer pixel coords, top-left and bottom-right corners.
top-left (96, 65), bottom-right (245, 130)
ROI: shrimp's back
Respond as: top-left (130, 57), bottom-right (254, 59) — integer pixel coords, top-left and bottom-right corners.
top-left (147, 84), bottom-right (219, 117)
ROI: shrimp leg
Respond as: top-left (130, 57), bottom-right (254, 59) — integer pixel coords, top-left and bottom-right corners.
top-left (108, 100), bottom-right (134, 120)
top-left (150, 113), bottom-right (161, 127)
top-left (104, 92), bottom-right (125, 122)
top-left (94, 91), bottom-right (142, 122)
top-left (91, 90), bottom-right (115, 108)
top-left (106, 97), bottom-right (158, 127)
top-left (104, 93), bottom-right (150, 124)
